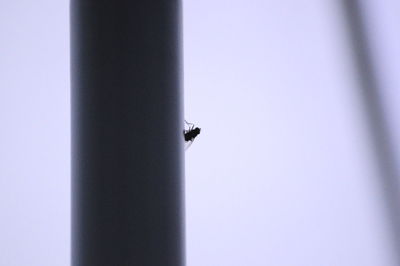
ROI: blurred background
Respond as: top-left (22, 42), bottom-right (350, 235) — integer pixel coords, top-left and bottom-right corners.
top-left (1, 0), bottom-right (400, 265)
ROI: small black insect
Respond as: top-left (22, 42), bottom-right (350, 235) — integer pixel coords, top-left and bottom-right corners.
top-left (184, 120), bottom-right (201, 149)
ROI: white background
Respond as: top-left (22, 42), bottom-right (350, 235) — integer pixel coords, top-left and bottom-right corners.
top-left (0, 1), bottom-right (399, 265)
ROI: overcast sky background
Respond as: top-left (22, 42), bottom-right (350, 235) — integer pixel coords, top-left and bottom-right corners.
top-left (0, 1), bottom-right (399, 265)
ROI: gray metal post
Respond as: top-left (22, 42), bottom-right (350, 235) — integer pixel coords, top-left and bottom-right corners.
top-left (342, 1), bottom-right (400, 264)
top-left (70, 0), bottom-right (184, 265)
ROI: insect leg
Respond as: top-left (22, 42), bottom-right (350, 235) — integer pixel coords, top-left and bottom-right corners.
top-left (185, 120), bottom-right (195, 127)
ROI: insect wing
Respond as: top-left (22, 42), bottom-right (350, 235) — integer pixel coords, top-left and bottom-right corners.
top-left (185, 139), bottom-right (194, 151)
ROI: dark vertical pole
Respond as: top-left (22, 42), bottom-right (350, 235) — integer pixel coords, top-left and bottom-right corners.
top-left (71, 0), bottom-right (184, 265)
top-left (342, 1), bottom-right (400, 264)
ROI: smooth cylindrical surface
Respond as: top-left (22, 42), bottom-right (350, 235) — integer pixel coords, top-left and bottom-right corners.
top-left (71, 0), bottom-right (184, 265)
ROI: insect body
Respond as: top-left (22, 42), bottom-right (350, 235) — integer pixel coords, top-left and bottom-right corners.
top-left (184, 127), bottom-right (201, 142)
top-left (184, 120), bottom-right (201, 149)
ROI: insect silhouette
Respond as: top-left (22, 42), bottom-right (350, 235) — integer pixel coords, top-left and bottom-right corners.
top-left (184, 120), bottom-right (201, 150)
